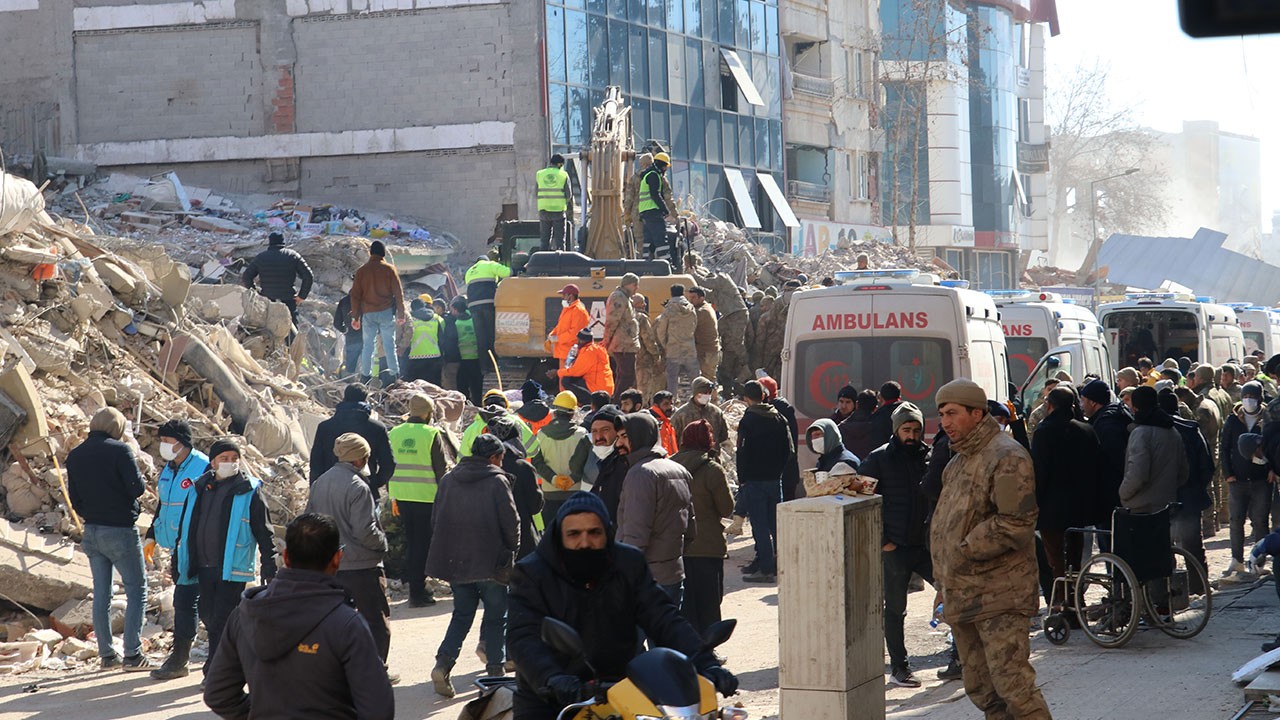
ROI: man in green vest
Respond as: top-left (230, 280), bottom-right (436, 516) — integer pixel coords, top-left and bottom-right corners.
top-left (406, 297), bottom-right (445, 385)
top-left (464, 249), bottom-right (511, 374)
top-left (536, 154), bottom-right (575, 252)
top-left (531, 391), bottom-right (593, 525)
top-left (638, 152), bottom-right (674, 261)
top-left (444, 295), bottom-right (482, 404)
top-left (388, 394), bottom-right (450, 607)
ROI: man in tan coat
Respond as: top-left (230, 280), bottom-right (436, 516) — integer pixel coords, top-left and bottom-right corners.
top-left (654, 284), bottom-right (700, 399)
top-left (930, 379), bottom-right (1051, 720)
top-left (633, 293), bottom-right (666, 400)
top-left (604, 273), bottom-right (641, 400)
top-left (688, 287), bottom-right (720, 395)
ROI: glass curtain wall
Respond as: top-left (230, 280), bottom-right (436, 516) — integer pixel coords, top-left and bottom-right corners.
top-left (967, 3), bottom-right (1017, 244)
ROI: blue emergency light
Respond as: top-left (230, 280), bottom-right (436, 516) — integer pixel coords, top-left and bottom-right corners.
top-left (940, 279), bottom-right (970, 289)
top-left (1125, 292), bottom-right (1177, 301)
top-left (984, 289), bottom-right (1031, 298)
top-left (1195, 296), bottom-right (1216, 304)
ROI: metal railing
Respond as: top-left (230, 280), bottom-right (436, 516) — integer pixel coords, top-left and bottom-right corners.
top-left (791, 71), bottom-right (835, 99)
top-left (787, 180), bottom-right (831, 203)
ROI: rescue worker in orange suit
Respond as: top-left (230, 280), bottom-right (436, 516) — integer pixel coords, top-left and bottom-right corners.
top-left (558, 329), bottom-right (615, 405)
top-left (548, 284), bottom-right (591, 369)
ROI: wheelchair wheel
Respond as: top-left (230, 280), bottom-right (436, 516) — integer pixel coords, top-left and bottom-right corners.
top-left (1144, 547), bottom-right (1211, 640)
top-left (1074, 552), bottom-right (1141, 648)
top-left (1042, 614), bottom-right (1071, 645)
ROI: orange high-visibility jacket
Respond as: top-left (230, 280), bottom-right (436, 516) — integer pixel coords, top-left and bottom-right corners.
top-left (559, 342), bottom-right (615, 396)
top-left (551, 300), bottom-right (591, 363)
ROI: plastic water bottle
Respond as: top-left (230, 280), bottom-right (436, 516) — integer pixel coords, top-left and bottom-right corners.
top-left (929, 604), bottom-right (944, 629)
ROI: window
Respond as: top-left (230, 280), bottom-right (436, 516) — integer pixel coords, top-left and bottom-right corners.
top-left (588, 14), bottom-right (609, 87)
top-left (546, 6), bottom-right (567, 83)
top-left (720, 66), bottom-right (739, 112)
top-left (846, 152), bottom-right (855, 200)
top-left (857, 153), bottom-right (870, 200)
top-left (648, 32), bottom-right (668, 98)
top-left (1019, 172), bottom-right (1033, 217)
top-left (1018, 98), bottom-right (1031, 142)
top-left (848, 49), bottom-right (865, 97)
top-left (565, 10), bottom-right (588, 85)
top-left (629, 25), bottom-right (648, 96)
top-left (667, 34), bottom-right (685, 105)
top-left (719, 48), bottom-right (766, 107)
top-left (609, 20), bottom-right (629, 92)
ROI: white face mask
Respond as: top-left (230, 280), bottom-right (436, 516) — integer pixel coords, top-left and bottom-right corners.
top-left (592, 444), bottom-right (613, 459)
top-left (214, 461), bottom-right (240, 479)
top-left (1254, 455), bottom-right (1269, 466)
top-left (562, 299), bottom-right (571, 308)
top-left (695, 393), bottom-right (711, 406)
top-left (812, 436), bottom-right (826, 455)
top-left (357, 464), bottom-right (372, 477)
top-left (159, 442), bottom-right (179, 462)
top-left (1244, 398), bottom-right (1261, 414)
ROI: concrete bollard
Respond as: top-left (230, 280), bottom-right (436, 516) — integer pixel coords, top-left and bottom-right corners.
top-left (778, 494), bottom-right (885, 720)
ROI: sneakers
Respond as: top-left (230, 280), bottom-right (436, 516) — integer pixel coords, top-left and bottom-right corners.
top-left (409, 594), bottom-right (436, 608)
top-left (724, 515), bottom-right (746, 536)
top-left (121, 654), bottom-right (153, 673)
top-left (99, 654), bottom-right (122, 670)
top-left (1222, 559), bottom-right (1247, 577)
top-left (937, 659), bottom-right (963, 681)
top-left (742, 570), bottom-right (776, 583)
top-left (889, 667), bottom-right (922, 688)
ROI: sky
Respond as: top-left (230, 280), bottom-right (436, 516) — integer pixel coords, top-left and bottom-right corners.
top-left (1045, 0), bottom-right (1280, 230)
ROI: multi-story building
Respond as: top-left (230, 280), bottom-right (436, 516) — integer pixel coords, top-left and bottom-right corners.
top-left (878, 0), bottom-right (1057, 289)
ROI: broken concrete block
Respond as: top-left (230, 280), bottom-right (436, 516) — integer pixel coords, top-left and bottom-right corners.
top-left (0, 521), bottom-right (92, 611)
top-left (1, 463), bottom-right (50, 516)
top-left (0, 361), bottom-right (51, 457)
top-left (185, 215), bottom-right (248, 234)
top-left (159, 261), bottom-right (191, 309)
top-left (1, 246), bottom-right (59, 265)
top-left (49, 597), bottom-right (94, 639)
top-left (0, 641), bottom-right (42, 675)
top-left (77, 282), bottom-right (114, 321)
top-left (93, 258), bottom-right (138, 296)
top-left (56, 636), bottom-right (97, 660)
top-left (21, 628), bottom-right (63, 648)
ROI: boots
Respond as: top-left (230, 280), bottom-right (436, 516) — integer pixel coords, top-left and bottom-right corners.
top-left (150, 637), bottom-right (192, 680)
top-left (431, 660), bottom-right (456, 698)
top-left (485, 663), bottom-right (506, 677)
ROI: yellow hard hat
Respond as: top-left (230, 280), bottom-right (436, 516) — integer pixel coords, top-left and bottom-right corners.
top-left (418, 293), bottom-right (433, 304)
top-left (654, 152), bottom-right (671, 165)
top-left (552, 390), bottom-right (578, 412)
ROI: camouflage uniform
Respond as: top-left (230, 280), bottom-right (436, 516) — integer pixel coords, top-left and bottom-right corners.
top-left (718, 308), bottom-right (751, 390)
top-left (1189, 385), bottom-right (1224, 528)
top-left (635, 307), bottom-right (666, 400)
top-left (930, 415), bottom-right (1050, 720)
top-left (671, 377), bottom-right (730, 449)
top-left (693, 302), bottom-right (721, 391)
top-left (756, 292), bottom-right (792, 381)
top-left (604, 284), bottom-right (640, 395)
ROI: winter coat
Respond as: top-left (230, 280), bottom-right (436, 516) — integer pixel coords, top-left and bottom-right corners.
top-left (310, 401), bottom-right (396, 498)
top-left (1221, 405), bottom-right (1268, 483)
top-left (770, 396), bottom-right (802, 496)
top-left (530, 413), bottom-right (592, 491)
top-left (178, 470), bottom-right (277, 584)
top-left (204, 567), bottom-right (394, 720)
top-left (616, 415), bottom-right (696, 585)
top-left (550, 299), bottom-right (591, 362)
top-left (304, 463), bottom-right (387, 571)
top-left (516, 400), bottom-right (553, 435)
top-left (838, 409), bottom-right (878, 462)
top-left (1188, 388), bottom-right (1222, 459)
top-left (1030, 408), bottom-right (1102, 532)
top-left (588, 451), bottom-right (630, 524)
top-left (242, 246), bottom-right (314, 301)
top-left (671, 383), bottom-right (729, 447)
top-left (735, 403), bottom-right (794, 484)
top-left (1170, 416), bottom-right (1215, 513)
top-left (868, 400), bottom-right (901, 451)
top-left (66, 431), bottom-right (146, 528)
top-left (673, 450), bottom-right (734, 559)
top-left (349, 256), bottom-right (404, 319)
top-left (654, 295), bottom-right (699, 362)
top-left (859, 436), bottom-right (930, 548)
top-left (1088, 401), bottom-right (1132, 522)
top-left (1121, 409), bottom-right (1189, 514)
top-left (693, 303), bottom-right (720, 357)
top-left (922, 432), bottom-right (952, 510)
top-left (559, 341), bottom-right (615, 396)
top-left (500, 440), bottom-right (545, 560)
top-left (334, 295), bottom-right (362, 342)
top-left (805, 418), bottom-right (861, 472)
top-left (604, 287), bottom-right (640, 353)
top-left (426, 456), bottom-right (519, 584)
top-left (929, 416), bottom-right (1039, 623)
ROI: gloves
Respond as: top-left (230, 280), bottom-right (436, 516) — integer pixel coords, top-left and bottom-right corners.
top-left (546, 674), bottom-right (584, 706)
top-left (143, 539), bottom-right (157, 565)
top-left (391, 500), bottom-right (400, 517)
top-left (702, 666), bottom-right (738, 697)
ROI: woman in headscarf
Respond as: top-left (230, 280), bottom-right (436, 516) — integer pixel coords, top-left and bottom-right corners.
top-left (672, 420), bottom-right (734, 632)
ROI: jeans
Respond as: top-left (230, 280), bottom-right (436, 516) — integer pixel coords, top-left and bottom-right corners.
top-left (81, 525), bottom-right (147, 659)
top-left (1229, 480), bottom-right (1272, 562)
top-left (883, 545), bottom-right (934, 670)
top-left (399, 501), bottom-right (434, 601)
top-left (336, 567), bottom-right (391, 662)
top-left (683, 556), bottom-right (725, 632)
top-left (197, 568), bottom-right (246, 674)
top-left (173, 582), bottom-right (200, 643)
top-left (342, 338), bottom-right (363, 375)
top-left (739, 481), bottom-right (781, 574)
top-left (665, 357), bottom-right (699, 400)
top-left (359, 307), bottom-right (400, 377)
top-left (437, 580), bottom-right (508, 665)
top-left (539, 210), bottom-right (568, 251)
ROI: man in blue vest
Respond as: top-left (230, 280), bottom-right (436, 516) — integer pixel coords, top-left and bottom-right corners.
top-left (536, 154), bottom-right (575, 251)
top-left (175, 438), bottom-right (277, 677)
top-left (405, 297), bottom-right (445, 384)
top-left (638, 152), bottom-right (674, 261)
top-left (146, 419), bottom-right (210, 681)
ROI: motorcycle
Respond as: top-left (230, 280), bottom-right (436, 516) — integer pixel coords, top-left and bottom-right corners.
top-left (541, 616), bottom-right (748, 720)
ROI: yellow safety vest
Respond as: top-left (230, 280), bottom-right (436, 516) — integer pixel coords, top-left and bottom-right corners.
top-left (536, 167), bottom-right (569, 212)
top-left (637, 167), bottom-right (666, 214)
top-left (409, 316), bottom-right (443, 360)
top-left (387, 423), bottom-right (440, 503)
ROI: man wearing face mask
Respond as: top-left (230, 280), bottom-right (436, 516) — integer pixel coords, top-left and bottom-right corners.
top-left (806, 418), bottom-right (861, 472)
top-left (305, 433), bottom-right (392, 666)
top-left (146, 420), bottom-right (210, 681)
top-left (585, 406), bottom-right (628, 522)
top-left (1221, 381), bottom-right (1269, 580)
top-left (549, 284), bottom-right (591, 370)
top-left (507, 492), bottom-right (737, 720)
top-left (671, 376), bottom-right (729, 451)
top-left (174, 438), bottom-right (277, 677)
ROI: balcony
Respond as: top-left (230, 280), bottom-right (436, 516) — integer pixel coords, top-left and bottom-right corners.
top-left (787, 180), bottom-right (831, 204)
top-left (791, 71), bottom-right (835, 100)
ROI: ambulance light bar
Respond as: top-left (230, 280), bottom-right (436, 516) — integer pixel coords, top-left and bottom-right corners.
top-left (1124, 292), bottom-right (1177, 301)
top-left (940, 279), bottom-right (970, 289)
top-left (834, 269), bottom-right (920, 285)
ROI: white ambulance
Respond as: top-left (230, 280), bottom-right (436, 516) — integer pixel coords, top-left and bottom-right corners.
top-left (1098, 293), bottom-right (1246, 370)
top-left (1226, 303), bottom-right (1280, 358)
top-left (987, 290), bottom-right (1112, 389)
top-left (782, 269), bottom-right (1009, 440)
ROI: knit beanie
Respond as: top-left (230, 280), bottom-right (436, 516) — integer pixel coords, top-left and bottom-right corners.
top-left (486, 414), bottom-right (520, 442)
top-left (334, 432), bottom-right (371, 463)
top-left (158, 419), bottom-right (194, 448)
top-left (837, 384), bottom-right (859, 401)
top-left (680, 419), bottom-right (714, 452)
top-left (209, 437), bottom-right (241, 459)
top-left (1080, 379), bottom-right (1112, 405)
top-left (935, 379), bottom-right (987, 411)
top-left (691, 376), bottom-right (715, 395)
top-left (470, 433), bottom-right (505, 459)
top-left (1242, 381), bottom-right (1264, 399)
top-left (891, 401), bottom-right (924, 432)
top-left (555, 490), bottom-right (612, 528)
top-left (408, 393), bottom-right (435, 421)
top-left (521, 379), bottom-right (546, 403)
top-left (758, 376), bottom-right (778, 400)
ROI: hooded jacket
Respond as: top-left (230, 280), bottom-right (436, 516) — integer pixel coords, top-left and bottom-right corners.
top-left (1030, 407), bottom-right (1102, 532)
top-left (1088, 401), bottom-right (1132, 523)
top-left (604, 286), bottom-right (640, 354)
top-left (507, 493), bottom-right (713, 708)
top-left (426, 455), bottom-right (519, 584)
top-left (66, 430), bottom-right (146, 528)
top-left (616, 414), bottom-right (696, 585)
top-left (736, 402), bottom-right (794, 484)
top-left (500, 438), bottom-right (545, 559)
top-left (859, 435), bottom-right (930, 547)
top-left (868, 400), bottom-right (901, 450)
top-left (516, 384), bottom-right (553, 436)
top-left (203, 567), bottom-right (394, 720)
top-left (304, 463), bottom-right (387, 571)
top-left (805, 418), bottom-right (860, 472)
top-left (1222, 403), bottom-right (1268, 483)
top-left (1121, 408), bottom-right (1189, 513)
top-left (673, 449), bottom-right (734, 559)
top-left (654, 295), bottom-right (699, 361)
top-left (1170, 416), bottom-right (1215, 514)
top-left (929, 416), bottom-right (1039, 624)
top-left (310, 401), bottom-right (396, 498)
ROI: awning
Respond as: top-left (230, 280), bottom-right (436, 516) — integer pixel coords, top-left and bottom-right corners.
top-left (723, 168), bottom-right (762, 229)
top-left (756, 173), bottom-right (800, 228)
top-left (719, 48), bottom-right (766, 107)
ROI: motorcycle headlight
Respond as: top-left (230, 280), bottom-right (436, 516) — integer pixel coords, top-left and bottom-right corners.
top-left (719, 708), bottom-right (749, 720)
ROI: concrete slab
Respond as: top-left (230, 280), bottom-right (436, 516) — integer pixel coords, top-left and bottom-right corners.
top-left (0, 522), bottom-right (91, 612)
top-left (1245, 671), bottom-right (1280, 701)
top-left (0, 361), bottom-right (51, 457)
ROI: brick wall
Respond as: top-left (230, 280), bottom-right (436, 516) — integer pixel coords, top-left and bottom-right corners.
top-left (74, 23), bottom-right (264, 143)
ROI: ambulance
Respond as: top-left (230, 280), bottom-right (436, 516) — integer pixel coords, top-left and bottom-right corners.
top-left (987, 290), bottom-right (1112, 388)
top-left (1097, 293), bottom-right (1246, 371)
top-left (1226, 303), bottom-right (1280, 358)
top-left (782, 269), bottom-right (1009, 440)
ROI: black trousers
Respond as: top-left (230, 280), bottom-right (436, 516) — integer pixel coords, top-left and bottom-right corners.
top-left (399, 501), bottom-right (434, 601)
top-left (457, 359), bottom-right (483, 405)
top-left (197, 568), bottom-right (246, 674)
top-left (682, 556), bottom-right (725, 633)
top-left (561, 375), bottom-right (592, 405)
top-left (336, 567), bottom-right (391, 662)
top-left (640, 210), bottom-right (668, 260)
top-left (404, 357), bottom-right (443, 385)
top-left (539, 211), bottom-right (568, 251)
top-left (883, 545), bottom-right (934, 671)
top-left (471, 304), bottom-right (495, 371)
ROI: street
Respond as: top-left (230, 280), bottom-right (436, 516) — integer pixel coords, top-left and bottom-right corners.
top-left (0, 533), bottom-right (1271, 720)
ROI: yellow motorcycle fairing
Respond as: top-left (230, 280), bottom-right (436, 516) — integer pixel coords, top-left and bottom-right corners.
top-left (567, 676), bottom-right (719, 720)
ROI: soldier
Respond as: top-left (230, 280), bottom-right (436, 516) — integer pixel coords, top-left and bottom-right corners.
top-left (604, 273), bottom-right (641, 398)
top-left (756, 282), bottom-right (798, 380)
top-left (654, 284), bottom-right (700, 399)
top-left (930, 380), bottom-right (1051, 719)
top-left (671, 377), bottom-right (730, 451)
top-left (633, 293), bottom-right (666, 400)
top-left (688, 287), bottom-right (720, 396)
top-left (623, 153), bottom-right (652, 250)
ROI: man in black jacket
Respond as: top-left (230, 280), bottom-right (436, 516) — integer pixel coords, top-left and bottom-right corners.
top-left (586, 406), bottom-right (629, 522)
top-left (310, 384), bottom-right (396, 500)
top-left (489, 415), bottom-right (546, 560)
top-left (242, 232), bottom-right (314, 329)
top-left (868, 381), bottom-right (904, 450)
top-left (859, 402), bottom-right (932, 688)
top-left (1159, 389), bottom-right (1214, 579)
top-left (1080, 379), bottom-right (1132, 531)
top-left (1222, 381), bottom-right (1269, 578)
top-left (66, 408), bottom-right (150, 671)
top-left (759, 376), bottom-right (801, 501)
top-left (204, 513), bottom-right (394, 720)
top-left (736, 380), bottom-right (793, 583)
top-left (507, 492), bottom-right (736, 720)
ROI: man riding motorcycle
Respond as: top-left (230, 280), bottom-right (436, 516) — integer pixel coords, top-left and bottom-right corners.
top-left (507, 491), bottom-right (738, 719)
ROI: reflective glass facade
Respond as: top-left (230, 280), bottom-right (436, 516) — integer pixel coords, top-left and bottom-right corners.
top-left (544, 0), bottom-right (784, 230)
top-left (967, 3), bottom-right (1018, 243)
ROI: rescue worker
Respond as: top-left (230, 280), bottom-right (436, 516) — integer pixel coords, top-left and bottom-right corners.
top-left (147, 420), bottom-right (210, 681)
top-left (516, 379), bottom-right (553, 435)
top-left (241, 232), bottom-right (313, 330)
top-left (650, 391), bottom-right (680, 457)
top-left (604, 273), bottom-right (641, 398)
top-left (460, 390), bottom-right (538, 458)
top-left (672, 377), bottom-right (730, 450)
top-left (405, 297), bottom-right (445, 385)
top-left (334, 274), bottom-right (363, 376)
top-left (688, 287), bottom-right (721, 394)
top-left (531, 391), bottom-right (593, 524)
top-left (633, 293), bottom-right (667, 400)
top-left (387, 394), bottom-right (450, 607)
top-left (536, 154), bottom-right (575, 251)
top-left (929, 379), bottom-right (1051, 719)
top-left (487, 415), bottom-right (545, 560)
top-left (443, 296), bottom-right (482, 405)
top-left (350, 240), bottom-right (406, 384)
top-left (638, 152), bottom-right (675, 260)
top-left (654, 284), bottom-right (700, 398)
top-left (756, 281), bottom-right (797, 380)
top-left (558, 328), bottom-right (615, 404)
top-left (464, 249), bottom-right (510, 372)
top-left (548, 284), bottom-right (591, 370)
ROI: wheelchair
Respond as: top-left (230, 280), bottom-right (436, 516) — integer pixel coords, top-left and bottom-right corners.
top-left (1041, 504), bottom-right (1211, 648)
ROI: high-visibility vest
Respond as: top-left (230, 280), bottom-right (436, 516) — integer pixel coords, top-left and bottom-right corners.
top-left (387, 423), bottom-right (441, 503)
top-left (409, 316), bottom-right (443, 359)
top-left (456, 316), bottom-right (479, 360)
top-left (637, 167), bottom-right (666, 214)
top-left (536, 167), bottom-right (570, 212)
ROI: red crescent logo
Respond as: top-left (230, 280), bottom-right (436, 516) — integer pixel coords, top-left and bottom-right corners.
top-left (809, 360), bottom-right (849, 411)
top-left (180, 478), bottom-right (193, 489)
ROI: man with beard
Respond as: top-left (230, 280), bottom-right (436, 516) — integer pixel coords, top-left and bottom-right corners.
top-left (585, 406), bottom-right (629, 522)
